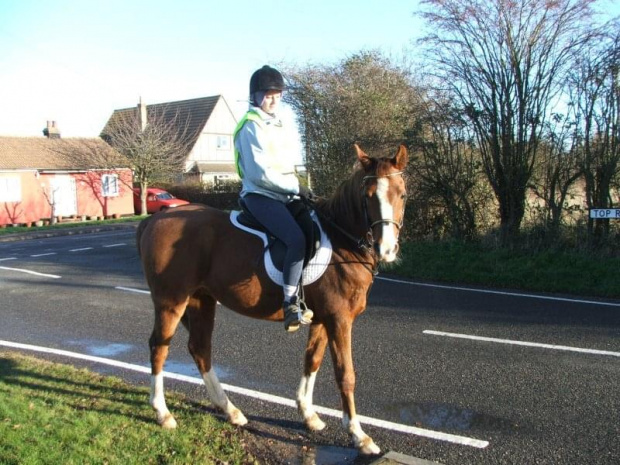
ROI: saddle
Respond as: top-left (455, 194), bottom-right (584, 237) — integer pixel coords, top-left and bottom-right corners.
top-left (236, 198), bottom-right (321, 269)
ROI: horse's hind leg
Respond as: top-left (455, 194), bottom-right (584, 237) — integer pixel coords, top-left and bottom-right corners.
top-left (149, 295), bottom-right (189, 429)
top-left (184, 292), bottom-right (247, 426)
top-left (297, 323), bottom-right (328, 431)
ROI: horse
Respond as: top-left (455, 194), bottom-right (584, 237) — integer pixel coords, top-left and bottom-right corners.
top-left (137, 144), bottom-right (408, 455)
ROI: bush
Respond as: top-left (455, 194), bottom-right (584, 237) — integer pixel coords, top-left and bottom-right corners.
top-left (165, 182), bottom-right (241, 211)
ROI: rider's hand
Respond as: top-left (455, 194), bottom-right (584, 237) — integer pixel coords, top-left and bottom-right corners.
top-left (298, 184), bottom-right (315, 200)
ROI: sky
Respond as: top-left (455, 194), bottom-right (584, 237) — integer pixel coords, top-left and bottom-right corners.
top-left (0, 0), bottom-right (618, 141)
top-left (0, 0), bottom-right (425, 140)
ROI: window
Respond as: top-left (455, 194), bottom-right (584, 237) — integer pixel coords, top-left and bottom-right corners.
top-left (216, 135), bottom-right (230, 150)
top-left (102, 174), bottom-right (119, 197)
top-left (0, 176), bottom-right (21, 202)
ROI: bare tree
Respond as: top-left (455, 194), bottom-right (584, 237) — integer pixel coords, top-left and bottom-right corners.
top-left (418, 0), bottom-right (597, 244)
top-left (529, 112), bottom-right (583, 235)
top-left (101, 104), bottom-right (192, 215)
top-left (409, 94), bottom-right (490, 240)
top-left (569, 27), bottom-right (620, 243)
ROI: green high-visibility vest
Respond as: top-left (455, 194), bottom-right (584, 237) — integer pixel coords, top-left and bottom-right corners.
top-left (233, 110), bottom-right (263, 178)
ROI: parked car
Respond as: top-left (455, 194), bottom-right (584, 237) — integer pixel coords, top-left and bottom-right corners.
top-left (133, 188), bottom-right (189, 214)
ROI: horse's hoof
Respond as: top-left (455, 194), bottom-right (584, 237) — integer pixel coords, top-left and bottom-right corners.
top-left (228, 408), bottom-right (248, 426)
top-left (159, 413), bottom-right (178, 429)
top-left (358, 437), bottom-right (381, 455)
top-left (305, 413), bottom-right (326, 431)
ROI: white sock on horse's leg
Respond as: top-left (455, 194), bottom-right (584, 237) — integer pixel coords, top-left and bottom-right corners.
top-left (202, 369), bottom-right (247, 426)
top-left (297, 371), bottom-right (326, 431)
top-left (150, 373), bottom-right (177, 429)
top-left (342, 414), bottom-right (380, 455)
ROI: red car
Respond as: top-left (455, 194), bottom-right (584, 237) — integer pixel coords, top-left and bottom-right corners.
top-left (133, 188), bottom-right (189, 214)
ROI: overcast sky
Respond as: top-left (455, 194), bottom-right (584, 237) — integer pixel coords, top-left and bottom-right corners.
top-left (0, 0), bottom-right (618, 141)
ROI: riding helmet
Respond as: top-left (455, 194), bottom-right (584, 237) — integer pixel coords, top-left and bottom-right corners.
top-left (249, 65), bottom-right (285, 95)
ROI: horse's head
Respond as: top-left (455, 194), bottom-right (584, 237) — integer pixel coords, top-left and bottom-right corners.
top-left (355, 144), bottom-right (408, 263)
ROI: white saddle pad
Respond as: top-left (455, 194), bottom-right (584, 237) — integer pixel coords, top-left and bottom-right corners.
top-left (230, 210), bottom-right (332, 286)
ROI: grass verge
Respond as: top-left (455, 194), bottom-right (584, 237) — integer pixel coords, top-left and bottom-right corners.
top-left (0, 216), bottom-right (143, 236)
top-left (0, 352), bottom-right (256, 465)
top-left (386, 240), bottom-right (620, 299)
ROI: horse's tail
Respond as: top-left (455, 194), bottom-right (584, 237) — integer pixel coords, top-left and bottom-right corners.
top-left (135, 215), bottom-right (153, 258)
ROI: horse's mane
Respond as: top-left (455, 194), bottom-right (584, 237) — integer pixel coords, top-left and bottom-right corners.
top-left (315, 157), bottom-right (393, 243)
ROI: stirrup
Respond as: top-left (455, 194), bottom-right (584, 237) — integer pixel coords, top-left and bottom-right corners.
top-left (283, 299), bottom-right (313, 333)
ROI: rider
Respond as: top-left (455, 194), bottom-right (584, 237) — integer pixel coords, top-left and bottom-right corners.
top-left (233, 65), bottom-right (314, 333)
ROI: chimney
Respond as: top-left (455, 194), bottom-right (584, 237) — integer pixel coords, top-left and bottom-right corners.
top-left (43, 120), bottom-right (61, 139)
top-left (137, 97), bottom-right (147, 131)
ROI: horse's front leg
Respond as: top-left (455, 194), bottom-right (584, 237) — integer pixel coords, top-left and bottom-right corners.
top-left (328, 317), bottom-right (380, 455)
top-left (297, 323), bottom-right (328, 431)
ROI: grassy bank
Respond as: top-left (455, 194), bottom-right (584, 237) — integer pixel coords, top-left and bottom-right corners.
top-left (0, 352), bottom-right (255, 465)
top-left (387, 240), bottom-right (620, 299)
top-left (0, 216), bottom-right (142, 236)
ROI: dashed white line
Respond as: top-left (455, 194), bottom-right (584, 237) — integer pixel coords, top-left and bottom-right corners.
top-left (31, 252), bottom-right (57, 257)
top-left (0, 339), bottom-right (489, 449)
top-left (103, 243), bottom-right (126, 248)
top-left (0, 266), bottom-right (61, 279)
top-left (115, 286), bottom-right (150, 295)
top-left (69, 247), bottom-right (93, 252)
top-left (377, 277), bottom-right (620, 307)
top-left (424, 330), bottom-right (620, 358)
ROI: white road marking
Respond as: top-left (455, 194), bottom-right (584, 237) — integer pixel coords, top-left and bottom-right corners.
top-left (0, 266), bottom-right (61, 279)
top-left (0, 257), bottom-right (17, 262)
top-left (0, 339), bottom-right (489, 449)
top-left (31, 252), bottom-right (57, 257)
top-left (377, 277), bottom-right (620, 307)
top-left (69, 247), bottom-right (93, 252)
top-left (115, 287), bottom-right (222, 306)
top-left (103, 243), bottom-right (126, 248)
top-left (424, 330), bottom-right (620, 358)
top-left (115, 286), bottom-right (151, 295)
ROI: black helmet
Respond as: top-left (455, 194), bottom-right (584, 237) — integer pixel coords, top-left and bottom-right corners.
top-left (249, 65), bottom-right (285, 94)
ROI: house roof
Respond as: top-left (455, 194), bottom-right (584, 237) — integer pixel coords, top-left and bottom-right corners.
top-left (101, 95), bottom-right (222, 157)
top-left (0, 136), bottom-right (128, 171)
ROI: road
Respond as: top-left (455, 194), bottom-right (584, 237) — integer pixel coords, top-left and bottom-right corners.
top-left (0, 229), bottom-right (619, 464)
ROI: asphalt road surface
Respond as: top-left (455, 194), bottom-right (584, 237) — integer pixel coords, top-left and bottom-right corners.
top-left (1, 229), bottom-right (619, 464)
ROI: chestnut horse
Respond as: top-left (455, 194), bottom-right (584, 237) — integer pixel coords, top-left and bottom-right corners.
top-left (137, 144), bottom-right (408, 455)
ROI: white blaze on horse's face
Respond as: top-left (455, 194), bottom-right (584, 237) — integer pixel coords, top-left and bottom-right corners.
top-left (375, 177), bottom-right (399, 262)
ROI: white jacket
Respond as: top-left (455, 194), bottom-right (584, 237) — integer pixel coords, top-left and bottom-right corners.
top-left (234, 106), bottom-right (301, 203)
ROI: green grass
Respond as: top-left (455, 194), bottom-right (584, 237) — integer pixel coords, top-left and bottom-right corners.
top-left (0, 216), bottom-right (143, 236)
top-left (385, 240), bottom-right (620, 298)
top-left (0, 352), bottom-right (256, 465)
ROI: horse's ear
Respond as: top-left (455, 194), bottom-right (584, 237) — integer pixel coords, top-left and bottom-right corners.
top-left (393, 144), bottom-right (408, 170)
top-left (355, 144), bottom-right (374, 171)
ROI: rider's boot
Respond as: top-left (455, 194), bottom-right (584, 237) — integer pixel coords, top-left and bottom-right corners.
top-left (283, 296), bottom-right (313, 332)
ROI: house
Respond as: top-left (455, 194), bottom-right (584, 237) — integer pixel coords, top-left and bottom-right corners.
top-left (0, 121), bottom-right (134, 226)
top-left (102, 95), bottom-right (239, 185)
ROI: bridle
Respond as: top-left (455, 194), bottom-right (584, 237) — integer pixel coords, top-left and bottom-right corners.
top-left (309, 170), bottom-right (406, 260)
top-left (359, 171), bottom-right (405, 253)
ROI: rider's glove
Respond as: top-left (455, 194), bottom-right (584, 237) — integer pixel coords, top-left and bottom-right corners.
top-left (298, 184), bottom-right (315, 200)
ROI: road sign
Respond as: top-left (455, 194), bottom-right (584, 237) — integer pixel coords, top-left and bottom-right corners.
top-left (590, 209), bottom-right (620, 219)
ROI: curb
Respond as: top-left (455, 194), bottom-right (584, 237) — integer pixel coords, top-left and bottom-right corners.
top-left (0, 222), bottom-right (140, 243)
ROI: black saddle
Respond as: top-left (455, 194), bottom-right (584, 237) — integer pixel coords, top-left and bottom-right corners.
top-left (237, 198), bottom-right (321, 271)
